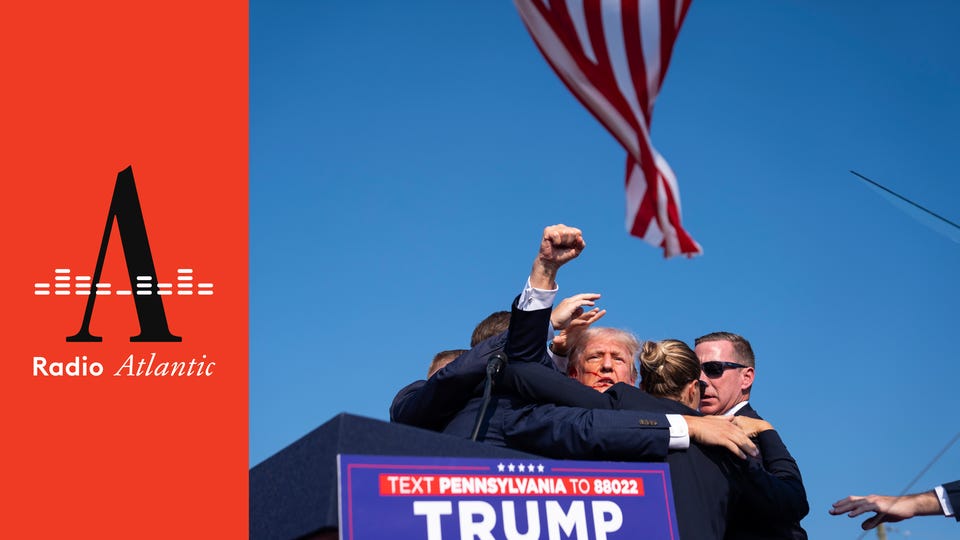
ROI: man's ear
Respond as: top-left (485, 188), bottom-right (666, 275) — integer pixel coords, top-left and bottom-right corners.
top-left (740, 366), bottom-right (755, 392)
top-left (684, 380), bottom-right (699, 407)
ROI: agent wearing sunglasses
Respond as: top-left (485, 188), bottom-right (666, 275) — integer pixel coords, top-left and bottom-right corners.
top-left (696, 332), bottom-right (809, 540)
top-left (695, 334), bottom-right (755, 417)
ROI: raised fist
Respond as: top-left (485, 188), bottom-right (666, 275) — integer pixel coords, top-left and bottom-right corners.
top-left (538, 224), bottom-right (585, 270)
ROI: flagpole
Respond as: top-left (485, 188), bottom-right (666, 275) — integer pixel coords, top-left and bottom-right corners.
top-left (849, 170), bottom-right (960, 231)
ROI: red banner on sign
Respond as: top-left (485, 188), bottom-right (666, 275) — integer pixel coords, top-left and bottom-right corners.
top-left (379, 473), bottom-right (645, 497)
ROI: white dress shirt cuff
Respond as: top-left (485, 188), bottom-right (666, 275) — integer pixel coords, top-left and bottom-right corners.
top-left (665, 414), bottom-right (690, 450)
top-left (517, 277), bottom-right (557, 311)
top-left (934, 485), bottom-right (955, 517)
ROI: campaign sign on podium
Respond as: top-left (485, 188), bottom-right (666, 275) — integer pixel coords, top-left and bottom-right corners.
top-left (338, 454), bottom-right (678, 540)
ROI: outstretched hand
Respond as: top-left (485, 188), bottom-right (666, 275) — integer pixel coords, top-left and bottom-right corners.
top-left (829, 492), bottom-right (942, 530)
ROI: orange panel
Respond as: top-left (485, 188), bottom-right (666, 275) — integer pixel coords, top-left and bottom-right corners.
top-left (0, 2), bottom-right (248, 537)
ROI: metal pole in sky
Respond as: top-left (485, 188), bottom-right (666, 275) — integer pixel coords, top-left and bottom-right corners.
top-left (850, 170), bottom-right (960, 232)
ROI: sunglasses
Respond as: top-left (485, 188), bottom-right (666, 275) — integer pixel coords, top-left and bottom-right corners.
top-left (701, 361), bottom-right (748, 378)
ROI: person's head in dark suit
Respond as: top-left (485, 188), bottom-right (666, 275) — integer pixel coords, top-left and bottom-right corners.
top-left (426, 349), bottom-right (468, 378)
top-left (694, 332), bottom-right (755, 415)
top-left (566, 327), bottom-right (639, 392)
top-left (470, 311), bottom-right (511, 347)
top-left (638, 339), bottom-right (704, 410)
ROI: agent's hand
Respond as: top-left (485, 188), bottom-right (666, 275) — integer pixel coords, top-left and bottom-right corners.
top-left (732, 415), bottom-right (774, 438)
top-left (830, 491), bottom-right (942, 530)
top-left (684, 415), bottom-right (758, 460)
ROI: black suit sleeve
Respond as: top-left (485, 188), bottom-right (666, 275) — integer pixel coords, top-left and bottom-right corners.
top-left (503, 403), bottom-right (671, 461)
top-left (501, 362), bottom-right (617, 408)
top-left (734, 429), bottom-right (809, 522)
top-left (505, 295), bottom-right (554, 368)
top-left (389, 380), bottom-right (426, 422)
top-left (389, 331), bottom-right (507, 430)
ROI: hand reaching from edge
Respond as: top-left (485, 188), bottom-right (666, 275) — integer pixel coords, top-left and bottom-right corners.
top-left (830, 492), bottom-right (943, 530)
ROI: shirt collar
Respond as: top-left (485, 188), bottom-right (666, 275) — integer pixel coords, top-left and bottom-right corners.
top-left (724, 400), bottom-right (750, 416)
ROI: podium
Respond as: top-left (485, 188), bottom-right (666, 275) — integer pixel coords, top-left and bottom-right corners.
top-left (250, 413), bottom-right (537, 540)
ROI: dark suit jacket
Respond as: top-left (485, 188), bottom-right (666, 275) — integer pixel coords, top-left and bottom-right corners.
top-left (389, 330), bottom-right (508, 431)
top-left (725, 403), bottom-right (808, 540)
top-left (503, 361), bottom-right (815, 540)
top-left (389, 380), bottom-right (425, 420)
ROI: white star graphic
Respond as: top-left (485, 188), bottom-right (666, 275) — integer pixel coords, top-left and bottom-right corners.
top-left (528, 463), bottom-right (535, 472)
top-left (518, 464), bottom-right (526, 473)
top-left (508, 463), bottom-right (515, 472)
top-left (497, 463), bottom-right (505, 472)
top-left (537, 464), bottom-right (545, 473)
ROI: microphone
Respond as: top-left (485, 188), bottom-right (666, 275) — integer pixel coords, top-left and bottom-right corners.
top-left (486, 352), bottom-right (507, 378)
top-left (471, 351), bottom-right (508, 442)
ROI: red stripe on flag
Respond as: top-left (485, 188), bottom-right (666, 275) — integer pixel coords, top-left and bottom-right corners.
top-left (622, 0), bottom-right (654, 125)
top-left (516, 0), bottom-right (702, 257)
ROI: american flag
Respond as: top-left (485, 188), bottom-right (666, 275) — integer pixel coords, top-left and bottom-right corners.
top-left (515, 0), bottom-right (701, 257)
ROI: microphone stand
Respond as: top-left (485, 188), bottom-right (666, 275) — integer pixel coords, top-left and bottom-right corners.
top-left (470, 352), bottom-right (506, 442)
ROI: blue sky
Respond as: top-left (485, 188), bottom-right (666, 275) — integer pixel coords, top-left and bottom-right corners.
top-left (250, 2), bottom-right (960, 538)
